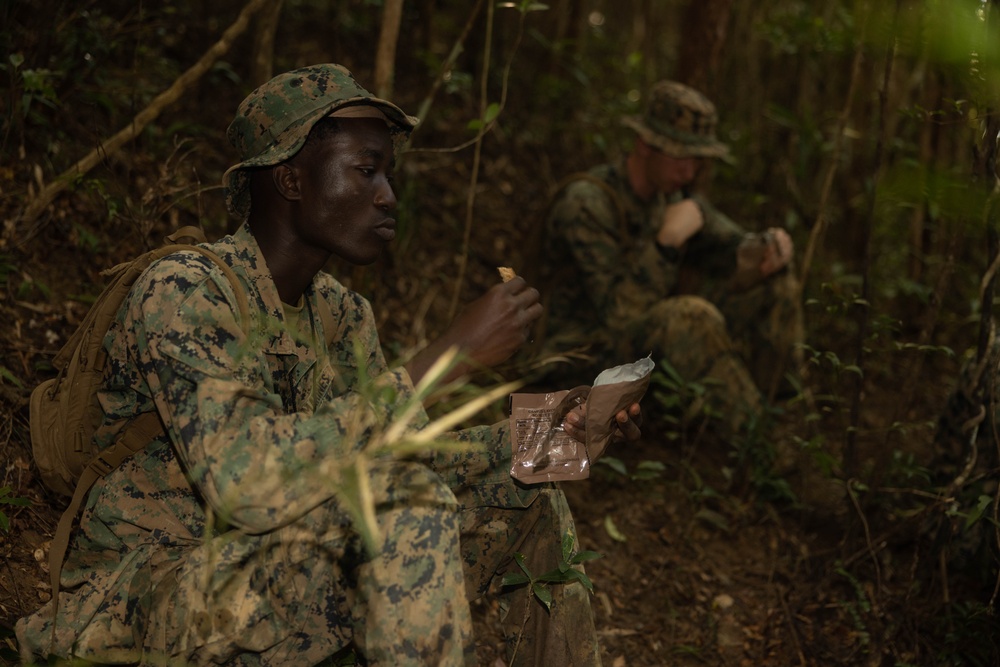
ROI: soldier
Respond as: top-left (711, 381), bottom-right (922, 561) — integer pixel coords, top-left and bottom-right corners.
top-left (16, 64), bottom-right (641, 666)
top-left (543, 80), bottom-right (803, 435)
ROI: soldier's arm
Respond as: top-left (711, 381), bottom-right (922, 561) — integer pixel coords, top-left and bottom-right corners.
top-left (128, 256), bottom-right (419, 535)
top-left (549, 180), bottom-right (682, 314)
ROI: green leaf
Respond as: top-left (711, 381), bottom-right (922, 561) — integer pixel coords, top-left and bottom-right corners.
top-left (0, 367), bottom-right (23, 388)
top-left (964, 495), bottom-right (992, 532)
top-left (604, 515), bottom-right (627, 542)
top-left (597, 456), bottom-right (627, 476)
top-left (570, 550), bottom-right (603, 564)
top-left (694, 508), bottom-right (730, 533)
top-left (502, 572), bottom-right (530, 587)
top-left (633, 460), bottom-right (665, 480)
top-left (514, 552), bottom-right (532, 577)
top-left (561, 530), bottom-right (575, 562)
top-left (0, 512), bottom-right (8, 532)
top-left (0, 487), bottom-right (30, 506)
top-left (572, 570), bottom-right (594, 593)
top-left (532, 583), bottom-right (553, 610)
top-left (537, 569), bottom-right (577, 584)
top-left (484, 102), bottom-right (500, 124)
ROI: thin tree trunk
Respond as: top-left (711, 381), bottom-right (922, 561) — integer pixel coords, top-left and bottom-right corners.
top-left (845, 0), bottom-right (899, 480)
top-left (12, 0), bottom-right (271, 244)
top-left (250, 0), bottom-right (285, 87)
top-left (408, 0), bottom-right (485, 140)
top-left (675, 0), bottom-right (733, 95)
top-left (374, 0), bottom-right (405, 99)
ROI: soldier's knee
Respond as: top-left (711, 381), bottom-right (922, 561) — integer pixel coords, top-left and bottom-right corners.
top-left (655, 295), bottom-right (726, 334)
top-left (369, 459), bottom-right (458, 510)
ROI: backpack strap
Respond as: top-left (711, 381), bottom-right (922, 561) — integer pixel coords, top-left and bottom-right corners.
top-left (164, 225), bottom-right (208, 245)
top-left (315, 293), bottom-right (338, 348)
top-left (47, 411), bottom-right (162, 640)
top-left (551, 171), bottom-right (628, 243)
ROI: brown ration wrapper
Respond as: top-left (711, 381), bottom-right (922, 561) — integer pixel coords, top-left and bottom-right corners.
top-left (509, 356), bottom-right (654, 483)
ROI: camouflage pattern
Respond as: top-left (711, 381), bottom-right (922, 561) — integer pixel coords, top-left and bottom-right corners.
top-left (17, 223), bottom-right (599, 666)
top-left (543, 162), bottom-right (803, 433)
top-left (223, 64), bottom-right (420, 220)
top-left (621, 81), bottom-right (731, 161)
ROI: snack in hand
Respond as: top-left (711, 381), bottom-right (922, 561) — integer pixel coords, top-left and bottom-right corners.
top-left (497, 266), bottom-right (517, 283)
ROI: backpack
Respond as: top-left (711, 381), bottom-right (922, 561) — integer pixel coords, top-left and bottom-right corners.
top-left (28, 225), bottom-right (249, 626)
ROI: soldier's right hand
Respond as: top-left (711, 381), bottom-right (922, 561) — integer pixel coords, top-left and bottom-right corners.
top-left (656, 198), bottom-right (705, 249)
top-left (447, 276), bottom-right (542, 368)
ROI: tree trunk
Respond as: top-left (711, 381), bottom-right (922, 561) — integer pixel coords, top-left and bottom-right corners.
top-left (675, 0), bottom-right (733, 95)
top-left (250, 0), bottom-right (284, 87)
top-left (374, 0), bottom-right (405, 99)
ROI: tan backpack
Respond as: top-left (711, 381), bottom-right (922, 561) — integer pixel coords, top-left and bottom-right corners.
top-left (29, 226), bottom-right (249, 627)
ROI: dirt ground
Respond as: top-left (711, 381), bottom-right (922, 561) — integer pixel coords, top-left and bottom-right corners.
top-left (467, 413), bottom-right (859, 667)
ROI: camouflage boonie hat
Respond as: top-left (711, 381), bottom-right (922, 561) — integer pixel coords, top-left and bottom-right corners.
top-left (223, 63), bottom-right (420, 219)
top-left (621, 81), bottom-right (731, 162)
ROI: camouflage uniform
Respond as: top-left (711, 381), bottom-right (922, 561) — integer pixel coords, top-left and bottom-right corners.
top-left (17, 65), bottom-right (600, 666)
top-left (544, 82), bottom-right (803, 431)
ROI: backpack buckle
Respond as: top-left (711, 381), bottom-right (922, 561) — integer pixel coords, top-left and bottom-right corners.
top-left (89, 447), bottom-right (119, 477)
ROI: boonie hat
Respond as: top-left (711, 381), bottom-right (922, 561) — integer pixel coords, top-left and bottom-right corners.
top-left (223, 63), bottom-right (420, 219)
top-left (621, 81), bottom-right (731, 162)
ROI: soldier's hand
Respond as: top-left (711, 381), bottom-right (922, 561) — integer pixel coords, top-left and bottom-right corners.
top-left (656, 199), bottom-right (705, 249)
top-left (730, 228), bottom-right (793, 292)
top-left (562, 401), bottom-right (643, 443)
top-left (759, 227), bottom-right (793, 276)
top-left (443, 276), bottom-right (542, 368)
top-left (404, 277), bottom-right (541, 390)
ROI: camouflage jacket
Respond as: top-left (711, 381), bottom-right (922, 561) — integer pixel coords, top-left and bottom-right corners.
top-left (543, 161), bottom-right (745, 354)
top-left (19, 222), bottom-right (514, 658)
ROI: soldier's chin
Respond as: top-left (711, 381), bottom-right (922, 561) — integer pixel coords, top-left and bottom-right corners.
top-left (335, 245), bottom-right (385, 267)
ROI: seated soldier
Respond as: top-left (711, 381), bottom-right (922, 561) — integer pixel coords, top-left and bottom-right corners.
top-left (543, 80), bottom-right (803, 435)
top-left (16, 63), bottom-right (641, 666)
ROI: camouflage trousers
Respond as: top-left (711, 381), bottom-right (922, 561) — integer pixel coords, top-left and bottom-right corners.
top-left (27, 434), bottom-right (599, 666)
top-left (617, 271), bottom-right (803, 434)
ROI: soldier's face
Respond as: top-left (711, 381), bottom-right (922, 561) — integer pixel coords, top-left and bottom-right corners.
top-left (290, 118), bottom-right (397, 265)
top-left (646, 150), bottom-right (701, 195)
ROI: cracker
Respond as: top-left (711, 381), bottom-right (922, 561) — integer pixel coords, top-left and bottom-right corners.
top-left (497, 266), bottom-right (517, 283)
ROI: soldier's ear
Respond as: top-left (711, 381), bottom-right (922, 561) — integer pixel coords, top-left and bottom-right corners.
top-left (273, 163), bottom-right (302, 202)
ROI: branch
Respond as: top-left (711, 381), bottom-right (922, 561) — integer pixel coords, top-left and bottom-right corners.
top-left (13, 0), bottom-right (271, 245)
top-left (448, 0), bottom-right (497, 323)
top-left (405, 0), bottom-right (486, 145)
top-left (797, 13), bottom-right (866, 287)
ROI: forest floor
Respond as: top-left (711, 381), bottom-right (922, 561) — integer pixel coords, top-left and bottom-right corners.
top-left (468, 408), bottom-right (865, 667)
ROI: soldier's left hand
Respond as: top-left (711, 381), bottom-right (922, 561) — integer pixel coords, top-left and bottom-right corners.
top-left (562, 401), bottom-right (643, 443)
top-left (759, 227), bottom-right (793, 276)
